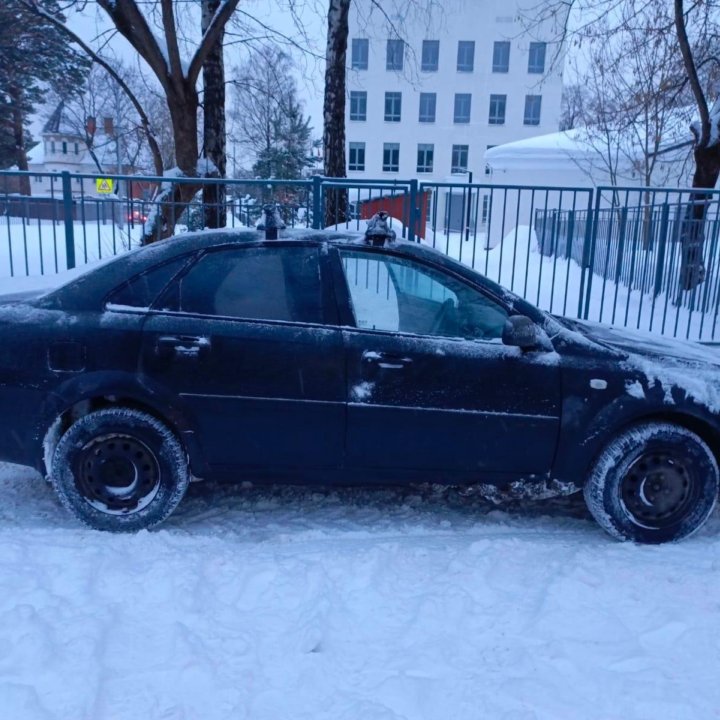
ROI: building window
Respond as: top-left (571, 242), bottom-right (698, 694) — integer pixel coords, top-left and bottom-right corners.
top-left (351, 38), bottom-right (369, 70)
top-left (457, 41), bottom-right (475, 72)
top-left (386, 39), bottom-right (404, 71)
top-left (528, 42), bottom-right (546, 73)
top-left (384, 92), bottom-right (402, 122)
top-left (524, 95), bottom-right (542, 125)
top-left (383, 143), bottom-right (400, 172)
top-left (453, 93), bottom-right (472, 123)
top-left (62, 142), bottom-right (67, 154)
top-left (349, 142), bottom-right (366, 171)
top-left (492, 41), bottom-right (510, 72)
top-left (417, 144), bottom-right (434, 174)
top-left (51, 141), bottom-right (56, 153)
top-left (421, 40), bottom-right (439, 71)
top-left (489, 94), bottom-right (506, 125)
top-left (418, 93), bottom-right (436, 123)
top-left (34, 175), bottom-right (42, 183)
top-left (74, 143), bottom-right (79, 155)
top-left (350, 91), bottom-right (367, 121)
top-left (451, 144), bottom-right (469, 173)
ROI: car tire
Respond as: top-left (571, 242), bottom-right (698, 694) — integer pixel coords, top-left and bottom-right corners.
top-left (584, 422), bottom-right (719, 543)
top-left (50, 407), bottom-right (190, 532)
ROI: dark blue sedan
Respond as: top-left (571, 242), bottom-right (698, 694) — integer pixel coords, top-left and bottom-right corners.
top-left (1, 221), bottom-right (719, 542)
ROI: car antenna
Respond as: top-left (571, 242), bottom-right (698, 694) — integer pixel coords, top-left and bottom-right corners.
top-left (364, 211), bottom-right (396, 246)
top-left (259, 203), bottom-right (286, 240)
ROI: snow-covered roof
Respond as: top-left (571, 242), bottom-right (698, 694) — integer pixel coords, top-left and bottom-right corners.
top-left (486, 122), bottom-right (694, 173)
top-left (42, 101), bottom-right (82, 138)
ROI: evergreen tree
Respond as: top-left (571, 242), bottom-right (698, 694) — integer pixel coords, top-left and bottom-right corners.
top-left (0, 0), bottom-right (88, 192)
top-left (251, 96), bottom-right (313, 179)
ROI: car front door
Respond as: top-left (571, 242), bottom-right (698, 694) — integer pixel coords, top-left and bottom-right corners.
top-left (334, 247), bottom-right (561, 482)
top-left (139, 242), bottom-right (345, 479)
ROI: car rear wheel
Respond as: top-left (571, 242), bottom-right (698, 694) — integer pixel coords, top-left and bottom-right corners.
top-left (51, 408), bottom-right (190, 532)
top-left (584, 422), bottom-right (719, 543)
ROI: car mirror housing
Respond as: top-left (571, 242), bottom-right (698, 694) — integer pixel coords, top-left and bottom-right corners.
top-left (502, 315), bottom-right (543, 350)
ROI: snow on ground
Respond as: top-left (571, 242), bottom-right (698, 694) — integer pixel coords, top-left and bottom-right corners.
top-left (2, 465), bottom-right (720, 720)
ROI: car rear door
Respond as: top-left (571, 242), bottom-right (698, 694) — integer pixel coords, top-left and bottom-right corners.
top-left (139, 242), bottom-right (345, 478)
top-left (333, 246), bottom-right (561, 482)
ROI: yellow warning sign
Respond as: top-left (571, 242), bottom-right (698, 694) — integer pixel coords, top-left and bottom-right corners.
top-left (96, 178), bottom-right (114, 194)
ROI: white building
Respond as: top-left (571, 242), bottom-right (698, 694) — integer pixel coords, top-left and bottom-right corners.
top-left (345, 0), bottom-right (565, 184)
top-left (484, 127), bottom-right (696, 190)
top-left (27, 102), bottom-right (139, 199)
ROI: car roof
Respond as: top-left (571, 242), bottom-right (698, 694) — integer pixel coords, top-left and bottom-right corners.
top-left (38, 227), bottom-right (542, 321)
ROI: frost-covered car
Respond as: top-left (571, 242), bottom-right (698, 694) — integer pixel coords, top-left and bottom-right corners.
top-left (2, 224), bottom-right (720, 542)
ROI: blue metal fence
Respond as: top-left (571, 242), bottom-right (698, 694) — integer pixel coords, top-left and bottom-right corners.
top-left (2, 169), bottom-right (720, 341)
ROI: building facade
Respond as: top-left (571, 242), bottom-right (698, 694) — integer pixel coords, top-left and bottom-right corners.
top-left (345, 0), bottom-right (565, 184)
top-left (27, 102), bottom-right (146, 200)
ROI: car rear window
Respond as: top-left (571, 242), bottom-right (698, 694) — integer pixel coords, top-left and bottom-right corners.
top-left (158, 246), bottom-right (324, 324)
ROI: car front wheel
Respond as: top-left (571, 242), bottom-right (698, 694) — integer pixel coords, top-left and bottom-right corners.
top-left (584, 422), bottom-right (719, 543)
top-left (51, 407), bottom-right (190, 532)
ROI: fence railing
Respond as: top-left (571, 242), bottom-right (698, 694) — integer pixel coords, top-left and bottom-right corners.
top-left (2, 169), bottom-right (720, 341)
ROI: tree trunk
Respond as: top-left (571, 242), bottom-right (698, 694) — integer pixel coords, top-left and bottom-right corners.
top-left (142, 89), bottom-right (201, 244)
top-left (323, 0), bottom-right (351, 227)
top-left (9, 87), bottom-right (30, 196)
top-left (676, 144), bottom-right (720, 299)
top-left (201, 0), bottom-right (227, 229)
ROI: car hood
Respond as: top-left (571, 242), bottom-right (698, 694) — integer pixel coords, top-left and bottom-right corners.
top-left (561, 318), bottom-right (720, 366)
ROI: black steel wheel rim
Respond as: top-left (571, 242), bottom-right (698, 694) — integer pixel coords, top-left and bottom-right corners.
top-left (75, 434), bottom-right (161, 515)
top-left (620, 449), bottom-right (695, 528)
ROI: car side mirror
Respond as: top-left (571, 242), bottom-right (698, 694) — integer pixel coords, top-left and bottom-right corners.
top-left (502, 315), bottom-right (541, 350)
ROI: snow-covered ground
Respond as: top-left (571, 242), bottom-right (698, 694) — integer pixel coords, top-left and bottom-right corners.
top-left (2, 465), bottom-right (720, 720)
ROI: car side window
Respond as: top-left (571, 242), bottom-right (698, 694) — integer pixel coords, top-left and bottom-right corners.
top-left (158, 246), bottom-right (324, 324)
top-left (106, 256), bottom-right (190, 309)
top-left (339, 249), bottom-right (508, 340)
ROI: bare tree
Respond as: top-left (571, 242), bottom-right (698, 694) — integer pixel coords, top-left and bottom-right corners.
top-left (562, 3), bottom-right (693, 190)
top-left (23, 0), bottom-right (241, 241)
top-left (50, 63), bottom-right (149, 175)
top-left (525, 0), bottom-right (720, 295)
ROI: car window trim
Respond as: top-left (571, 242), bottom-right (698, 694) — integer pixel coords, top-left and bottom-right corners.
top-left (340, 321), bottom-right (508, 346)
top-left (142, 306), bottom-right (335, 331)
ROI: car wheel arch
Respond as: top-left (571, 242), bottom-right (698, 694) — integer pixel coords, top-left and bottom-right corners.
top-left (38, 392), bottom-right (207, 480)
top-left (578, 408), bottom-right (720, 487)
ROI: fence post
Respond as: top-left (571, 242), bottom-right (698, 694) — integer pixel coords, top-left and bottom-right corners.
top-left (408, 178), bottom-right (418, 243)
top-left (653, 203), bottom-right (670, 298)
top-left (61, 171), bottom-right (75, 270)
top-left (312, 175), bottom-right (322, 229)
top-left (464, 171), bottom-right (473, 245)
top-left (581, 188), bottom-right (601, 319)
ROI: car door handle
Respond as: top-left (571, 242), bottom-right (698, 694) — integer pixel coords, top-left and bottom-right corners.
top-left (155, 335), bottom-right (211, 360)
top-left (361, 351), bottom-right (413, 370)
